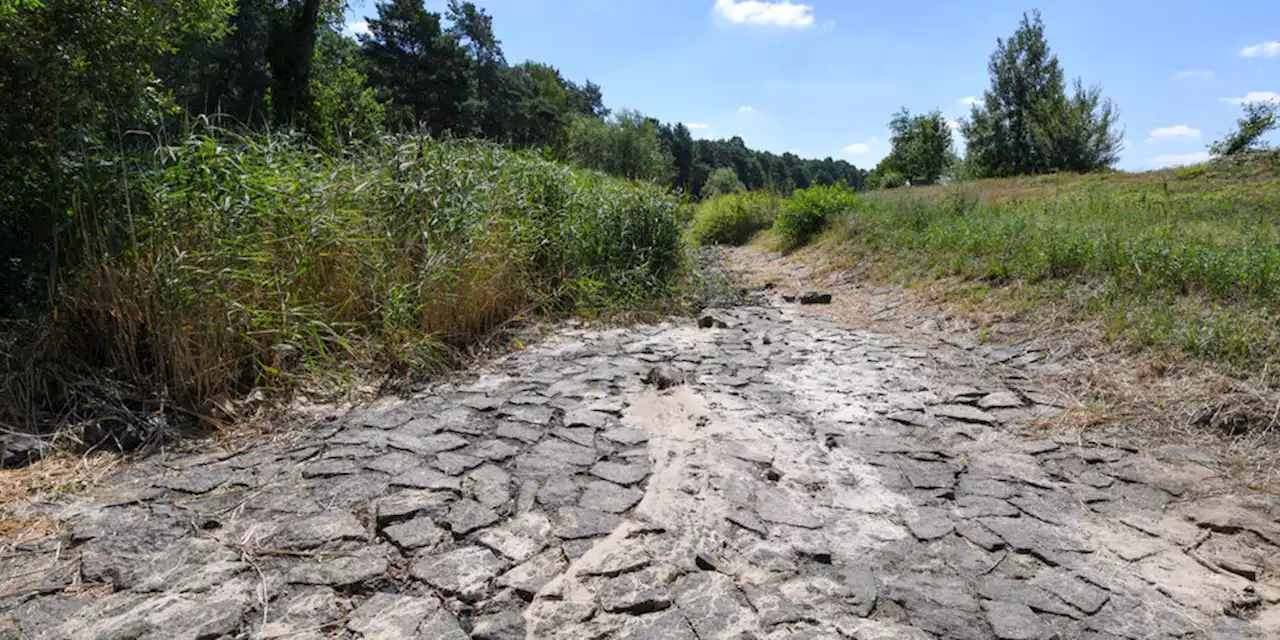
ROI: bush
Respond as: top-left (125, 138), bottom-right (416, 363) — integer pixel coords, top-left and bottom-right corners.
top-left (701, 167), bottom-right (745, 199)
top-left (688, 192), bottom-right (780, 246)
top-left (3, 131), bottom-right (683, 426)
top-left (774, 183), bottom-right (860, 247)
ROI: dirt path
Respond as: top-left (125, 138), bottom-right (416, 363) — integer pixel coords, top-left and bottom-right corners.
top-left (1, 251), bottom-right (1277, 639)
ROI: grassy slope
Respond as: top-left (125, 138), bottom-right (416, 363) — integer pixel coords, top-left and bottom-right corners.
top-left (815, 151), bottom-right (1280, 369)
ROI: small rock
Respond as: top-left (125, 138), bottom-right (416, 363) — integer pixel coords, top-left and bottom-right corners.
top-left (978, 391), bottom-right (1024, 410)
top-left (642, 366), bottom-right (686, 390)
top-left (695, 552), bottom-right (717, 571)
top-left (799, 292), bottom-right (832, 305)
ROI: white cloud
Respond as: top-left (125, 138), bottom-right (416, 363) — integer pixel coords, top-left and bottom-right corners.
top-left (958, 96), bottom-right (981, 106)
top-left (842, 143), bottom-right (870, 154)
top-left (1221, 91), bottom-right (1280, 105)
top-left (684, 122), bottom-right (710, 130)
top-left (1240, 41), bottom-right (1280, 57)
top-left (713, 0), bottom-right (816, 28)
top-left (1151, 152), bottom-right (1212, 168)
top-left (868, 136), bottom-right (879, 143)
top-left (946, 119), bottom-right (962, 130)
top-left (738, 105), bottom-right (754, 113)
top-left (1146, 124), bottom-right (1202, 143)
top-left (1174, 69), bottom-right (1214, 80)
top-left (346, 20), bottom-right (370, 36)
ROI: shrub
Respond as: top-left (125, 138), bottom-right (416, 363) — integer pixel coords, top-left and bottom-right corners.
top-left (3, 131), bottom-right (683, 426)
top-left (688, 192), bottom-right (780, 246)
top-left (701, 167), bottom-right (745, 199)
top-left (774, 183), bottom-right (860, 247)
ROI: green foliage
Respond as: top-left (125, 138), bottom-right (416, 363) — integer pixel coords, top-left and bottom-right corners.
top-left (774, 183), bottom-right (860, 247)
top-left (0, 0), bottom-right (235, 311)
top-left (825, 160), bottom-right (1280, 363)
top-left (562, 110), bottom-right (674, 182)
top-left (1211, 100), bottom-right (1279, 157)
top-left (688, 192), bottom-right (780, 246)
top-left (961, 11), bottom-right (1121, 178)
top-left (11, 132), bottom-right (682, 415)
top-left (881, 108), bottom-right (953, 185)
top-left (701, 167), bottom-right (745, 198)
top-left (309, 30), bottom-right (386, 150)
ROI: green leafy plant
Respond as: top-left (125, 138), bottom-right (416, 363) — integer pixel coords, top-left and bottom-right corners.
top-left (1210, 100), bottom-right (1279, 157)
top-left (774, 183), bottom-right (860, 247)
top-left (688, 192), bottom-right (780, 246)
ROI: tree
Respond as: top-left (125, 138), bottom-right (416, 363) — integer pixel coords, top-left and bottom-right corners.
top-left (1211, 100), bottom-right (1279, 157)
top-left (562, 110), bottom-right (673, 183)
top-left (961, 11), bottom-right (1121, 177)
top-left (362, 0), bottom-right (475, 134)
top-left (701, 167), bottom-right (744, 198)
top-left (883, 108), bottom-right (953, 185)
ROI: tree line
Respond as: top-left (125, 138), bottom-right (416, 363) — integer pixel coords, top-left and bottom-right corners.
top-left (870, 11), bottom-right (1123, 187)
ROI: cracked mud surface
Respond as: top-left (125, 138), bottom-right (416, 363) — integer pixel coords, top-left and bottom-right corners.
top-left (2, 279), bottom-right (1279, 638)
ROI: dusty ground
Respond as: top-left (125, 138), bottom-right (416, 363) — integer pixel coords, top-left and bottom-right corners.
top-left (0, 248), bottom-right (1277, 639)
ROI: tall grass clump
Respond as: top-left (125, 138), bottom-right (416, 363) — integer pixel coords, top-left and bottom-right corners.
top-left (774, 183), bottom-right (860, 248)
top-left (688, 192), bottom-right (780, 246)
top-left (4, 130), bottom-right (682, 424)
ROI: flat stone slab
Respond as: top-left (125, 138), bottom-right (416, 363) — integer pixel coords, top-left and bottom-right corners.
top-left (410, 547), bottom-right (507, 601)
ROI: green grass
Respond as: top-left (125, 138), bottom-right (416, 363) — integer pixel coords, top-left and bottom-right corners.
top-left (3, 131), bottom-right (683, 423)
top-left (688, 191), bottom-right (780, 246)
top-left (813, 151), bottom-right (1280, 366)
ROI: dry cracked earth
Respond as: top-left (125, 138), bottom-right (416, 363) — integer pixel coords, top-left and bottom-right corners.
top-left (2, 277), bottom-right (1280, 638)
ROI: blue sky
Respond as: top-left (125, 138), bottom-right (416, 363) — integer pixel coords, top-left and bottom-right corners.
top-left (344, 0), bottom-right (1280, 172)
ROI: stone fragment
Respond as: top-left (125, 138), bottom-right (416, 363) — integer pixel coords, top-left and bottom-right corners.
top-left (674, 571), bottom-right (759, 638)
top-left (642, 366), bottom-right (686, 390)
top-left (445, 499), bottom-right (500, 535)
top-left (271, 511), bottom-right (365, 550)
top-left (465, 464), bottom-right (512, 509)
top-left (434, 451), bottom-right (484, 476)
top-left (258, 587), bottom-right (338, 638)
top-left (956, 519), bottom-right (1007, 551)
top-left (978, 392), bottom-right (1024, 410)
top-left (599, 566), bottom-right (676, 613)
top-left (410, 547), bottom-right (506, 601)
top-left (977, 577), bottom-right (1076, 617)
top-left (381, 517), bottom-right (449, 552)
top-left (498, 548), bottom-right (567, 598)
top-left (288, 548), bottom-right (388, 587)
top-left (580, 480), bottom-right (644, 514)
top-left (755, 487), bottom-right (821, 529)
top-left (576, 539), bottom-right (651, 577)
top-left (906, 507), bottom-right (955, 541)
top-left (1028, 568), bottom-right (1110, 614)
top-left (799, 292), bottom-right (833, 305)
top-left (375, 490), bottom-right (452, 525)
top-left (537, 475), bottom-right (581, 507)
top-left (982, 601), bottom-right (1046, 640)
top-left (933, 404), bottom-right (997, 424)
top-left (552, 507), bottom-right (623, 539)
top-left (387, 432), bottom-right (469, 456)
top-left (347, 593), bottom-right (468, 639)
top-left (591, 461), bottom-right (650, 486)
top-left (600, 427), bottom-right (649, 446)
top-left (477, 512), bottom-right (553, 562)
